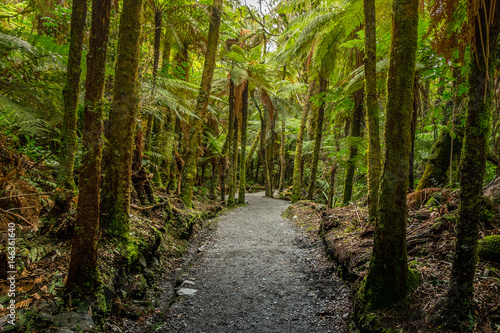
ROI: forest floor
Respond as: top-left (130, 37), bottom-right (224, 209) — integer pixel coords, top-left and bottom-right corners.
top-left (117, 192), bottom-right (352, 332)
top-left (285, 190), bottom-right (500, 333)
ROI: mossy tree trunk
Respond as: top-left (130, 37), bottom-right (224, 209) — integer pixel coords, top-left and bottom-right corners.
top-left (363, 0), bottom-right (381, 223)
top-left (279, 120), bottom-right (286, 193)
top-left (409, 75), bottom-right (419, 190)
top-left (101, 0), bottom-right (143, 241)
top-left (66, 0), bottom-right (112, 302)
top-left (359, 0), bottom-right (418, 309)
top-left (180, 0), bottom-right (222, 207)
top-left (307, 76), bottom-right (327, 200)
top-left (442, 0), bottom-right (500, 321)
top-left (326, 163), bottom-right (336, 209)
top-left (291, 80), bottom-right (315, 203)
top-left (162, 31), bottom-right (171, 72)
top-left (252, 92), bottom-right (272, 197)
top-left (227, 79), bottom-right (237, 206)
top-left (238, 81), bottom-right (249, 204)
top-left (342, 87), bottom-right (363, 205)
top-left (56, 0), bottom-right (87, 211)
top-left (246, 129), bottom-right (261, 171)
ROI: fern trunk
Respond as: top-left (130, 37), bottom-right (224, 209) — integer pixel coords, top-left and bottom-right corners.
top-left (307, 77), bottom-right (327, 200)
top-left (180, 0), bottom-right (222, 207)
top-left (291, 80), bottom-right (315, 203)
top-left (342, 88), bottom-right (363, 205)
top-left (238, 82), bottom-right (249, 204)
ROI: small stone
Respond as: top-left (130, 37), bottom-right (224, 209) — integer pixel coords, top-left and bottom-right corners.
top-left (180, 280), bottom-right (196, 287)
top-left (55, 329), bottom-right (74, 333)
top-left (177, 288), bottom-right (198, 296)
top-left (39, 311), bottom-right (94, 331)
top-left (137, 254), bottom-right (147, 269)
top-left (151, 257), bottom-right (160, 266)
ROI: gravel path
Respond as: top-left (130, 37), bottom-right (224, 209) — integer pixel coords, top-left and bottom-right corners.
top-left (159, 192), bottom-right (351, 332)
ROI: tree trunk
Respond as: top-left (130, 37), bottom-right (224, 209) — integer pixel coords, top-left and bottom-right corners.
top-left (359, 0), bottom-right (419, 309)
top-left (342, 88), bottom-right (363, 205)
top-left (443, 0), bottom-right (500, 321)
top-left (238, 81), bottom-right (249, 204)
top-left (179, 0), bottom-right (222, 207)
top-left (246, 129), bottom-right (261, 171)
top-left (307, 77), bottom-right (327, 200)
top-left (66, 0), bottom-right (112, 301)
top-left (291, 81), bottom-right (315, 203)
top-left (56, 0), bottom-right (87, 211)
top-left (279, 120), bottom-right (286, 193)
top-left (227, 79), bottom-right (237, 206)
top-left (409, 75), bottom-right (419, 190)
top-left (101, 0), bottom-right (143, 240)
top-left (326, 163), bottom-right (336, 209)
top-left (363, 0), bottom-right (381, 223)
top-left (162, 31), bottom-right (171, 72)
top-left (152, 10), bottom-right (162, 92)
top-left (253, 93), bottom-right (272, 197)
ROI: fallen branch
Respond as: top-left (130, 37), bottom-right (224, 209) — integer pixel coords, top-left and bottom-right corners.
top-left (0, 192), bottom-right (54, 201)
top-left (130, 201), bottom-right (169, 211)
top-left (0, 208), bottom-right (35, 227)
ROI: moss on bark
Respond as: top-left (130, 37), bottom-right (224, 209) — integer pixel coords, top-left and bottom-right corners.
top-left (56, 0), bottom-right (87, 210)
top-left (292, 81), bottom-right (315, 203)
top-left (442, 0), bottom-right (500, 321)
top-left (359, 0), bottom-right (419, 310)
top-left (66, 0), bottom-right (112, 302)
top-left (363, 0), bottom-right (381, 224)
top-left (101, 0), bottom-right (143, 241)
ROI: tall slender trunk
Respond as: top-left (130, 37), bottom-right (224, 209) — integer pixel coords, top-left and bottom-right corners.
top-left (66, 0), bottom-right (112, 301)
top-left (342, 88), bottom-right (363, 205)
top-left (291, 81), bottom-right (315, 203)
top-left (443, 0), bottom-right (500, 321)
top-left (227, 80), bottom-right (237, 205)
top-left (152, 10), bottom-right (162, 92)
top-left (252, 92), bottom-right (272, 197)
top-left (279, 120), bottom-right (286, 193)
top-left (409, 75), bottom-right (419, 190)
top-left (307, 77), bottom-right (327, 200)
top-left (56, 0), bottom-right (88, 211)
top-left (238, 82), bottom-right (249, 204)
top-left (101, 0), bottom-right (143, 240)
top-left (327, 164), bottom-right (336, 209)
top-left (363, 0), bottom-right (381, 223)
top-left (246, 129), bottom-right (261, 170)
top-left (180, 0), bottom-right (222, 207)
top-left (360, 0), bottom-right (419, 309)
top-left (162, 31), bottom-right (171, 72)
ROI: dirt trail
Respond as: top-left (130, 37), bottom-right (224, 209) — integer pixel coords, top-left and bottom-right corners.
top-left (158, 192), bottom-right (350, 332)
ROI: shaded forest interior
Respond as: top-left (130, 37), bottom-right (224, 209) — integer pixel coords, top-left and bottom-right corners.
top-left (0, 0), bottom-right (500, 331)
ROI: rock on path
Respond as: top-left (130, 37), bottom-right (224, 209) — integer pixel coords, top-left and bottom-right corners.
top-left (159, 192), bottom-right (350, 332)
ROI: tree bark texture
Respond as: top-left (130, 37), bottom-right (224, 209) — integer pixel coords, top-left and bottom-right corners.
top-left (101, 0), bottom-right (143, 240)
top-left (307, 77), bottom-right (327, 200)
top-left (342, 88), bottom-right (363, 205)
top-left (363, 0), bottom-right (381, 224)
top-left (444, 0), bottom-right (500, 320)
top-left (57, 0), bottom-right (87, 206)
top-left (66, 0), bottom-right (112, 301)
top-left (291, 81), bottom-right (315, 203)
top-left (360, 0), bottom-right (419, 309)
top-left (238, 81), bottom-right (249, 204)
